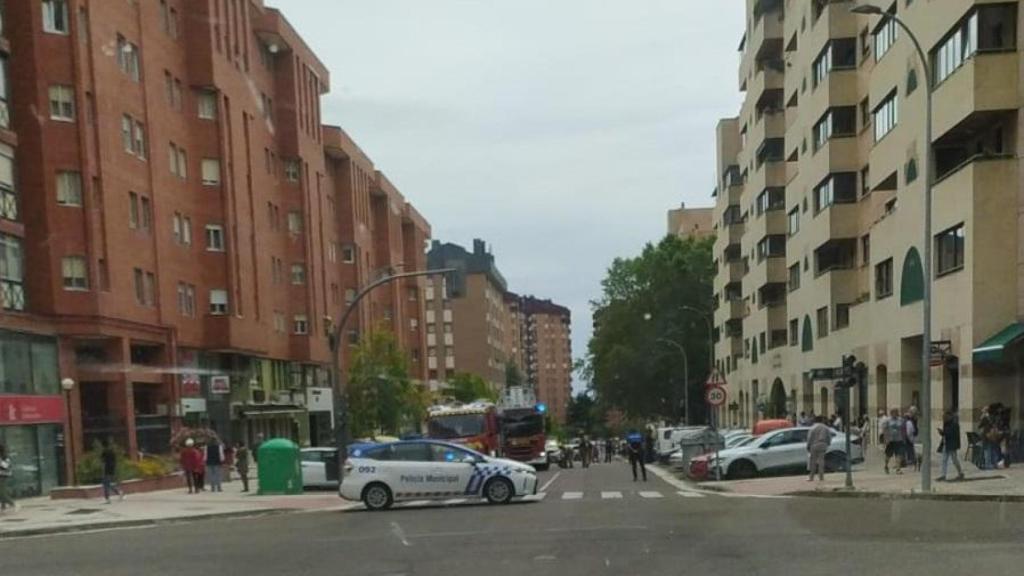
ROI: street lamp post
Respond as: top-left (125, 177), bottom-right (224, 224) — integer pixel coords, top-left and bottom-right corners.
top-left (656, 338), bottom-right (689, 425)
top-left (60, 377), bottom-right (76, 485)
top-left (851, 3), bottom-right (934, 492)
top-left (328, 268), bottom-right (454, 485)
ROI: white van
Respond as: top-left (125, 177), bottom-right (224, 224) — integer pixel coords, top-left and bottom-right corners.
top-left (655, 426), bottom-right (706, 458)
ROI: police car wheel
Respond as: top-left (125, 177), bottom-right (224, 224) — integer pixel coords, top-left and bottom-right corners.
top-left (483, 477), bottom-right (514, 504)
top-left (362, 483), bottom-right (393, 511)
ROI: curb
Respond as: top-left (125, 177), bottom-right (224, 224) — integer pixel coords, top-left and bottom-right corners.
top-left (783, 490), bottom-right (1024, 503)
top-left (0, 508), bottom-right (297, 540)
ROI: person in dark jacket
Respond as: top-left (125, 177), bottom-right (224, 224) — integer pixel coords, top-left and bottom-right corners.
top-left (938, 410), bottom-right (964, 481)
top-left (205, 440), bottom-right (225, 492)
top-left (101, 439), bottom-right (124, 503)
top-left (626, 432), bottom-right (647, 482)
top-left (234, 441), bottom-right (250, 492)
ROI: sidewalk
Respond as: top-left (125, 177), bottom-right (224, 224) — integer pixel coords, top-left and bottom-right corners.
top-left (691, 446), bottom-right (1024, 501)
top-left (0, 482), bottom-right (350, 539)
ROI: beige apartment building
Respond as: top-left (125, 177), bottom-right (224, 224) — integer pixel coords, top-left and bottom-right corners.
top-left (667, 203), bottom-right (714, 239)
top-left (520, 297), bottom-right (573, 425)
top-left (425, 239), bottom-right (512, 391)
top-left (711, 0), bottom-right (1024, 444)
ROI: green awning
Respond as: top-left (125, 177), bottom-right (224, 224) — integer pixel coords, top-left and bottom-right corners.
top-left (973, 323), bottom-right (1024, 364)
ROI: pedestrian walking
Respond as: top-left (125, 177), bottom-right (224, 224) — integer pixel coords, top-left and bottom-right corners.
top-left (626, 432), bottom-right (647, 482)
top-left (877, 409), bottom-right (888, 447)
top-left (579, 436), bottom-right (591, 468)
top-left (883, 408), bottom-right (904, 474)
top-left (902, 409), bottom-right (918, 469)
top-left (235, 441), bottom-right (250, 492)
top-left (101, 439), bottom-right (124, 503)
top-left (604, 438), bottom-right (614, 463)
top-left (806, 416), bottom-right (831, 482)
top-left (179, 439), bottom-right (202, 493)
top-left (0, 444), bottom-right (17, 513)
top-left (205, 439), bottom-right (225, 492)
top-left (195, 443), bottom-right (206, 491)
top-left (938, 410), bottom-right (964, 482)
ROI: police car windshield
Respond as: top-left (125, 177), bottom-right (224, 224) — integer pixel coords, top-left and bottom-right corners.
top-left (427, 414), bottom-right (486, 439)
top-left (502, 413), bottom-right (543, 438)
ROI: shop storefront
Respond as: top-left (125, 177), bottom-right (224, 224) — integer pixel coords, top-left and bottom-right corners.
top-left (0, 330), bottom-right (64, 498)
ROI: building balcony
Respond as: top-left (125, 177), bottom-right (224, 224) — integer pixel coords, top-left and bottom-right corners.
top-left (813, 134), bottom-right (861, 174)
top-left (749, 109), bottom-right (785, 153)
top-left (748, 255), bottom-right (788, 291)
top-left (808, 201), bottom-right (860, 246)
top-left (748, 159), bottom-right (787, 195)
top-left (724, 259), bottom-right (745, 283)
top-left (933, 51), bottom-right (1019, 140)
top-left (726, 298), bottom-right (747, 321)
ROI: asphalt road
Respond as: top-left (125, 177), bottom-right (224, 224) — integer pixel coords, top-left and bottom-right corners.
top-left (3, 460), bottom-right (1024, 575)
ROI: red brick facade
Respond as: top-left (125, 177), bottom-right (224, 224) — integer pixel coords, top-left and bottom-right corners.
top-left (0, 0), bottom-right (430, 485)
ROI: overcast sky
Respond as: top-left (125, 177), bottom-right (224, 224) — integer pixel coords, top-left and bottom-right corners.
top-left (268, 0), bottom-right (744, 387)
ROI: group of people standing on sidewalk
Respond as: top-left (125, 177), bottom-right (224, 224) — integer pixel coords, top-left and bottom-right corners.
top-left (178, 439), bottom-right (251, 494)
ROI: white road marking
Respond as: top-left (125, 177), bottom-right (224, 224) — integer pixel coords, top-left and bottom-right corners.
top-left (521, 492), bottom-right (547, 502)
top-left (390, 521), bottom-right (411, 547)
top-left (638, 491), bottom-right (664, 498)
top-left (561, 491), bottom-right (584, 500)
top-left (676, 490), bottom-right (705, 498)
top-left (539, 472), bottom-right (561, 492)
top-left (601, 491), bottom-right (623, 499)
top-left (717, 493), bottom-right (791, 499)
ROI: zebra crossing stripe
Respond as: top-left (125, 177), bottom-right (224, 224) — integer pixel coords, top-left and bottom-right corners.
top-left (601, 491), bottom-right (623, 499)
top-left (522, 492), bottom-right (547, 501)
top-left (676, 490), bottom-right (705, 498)
top-left (561, 491), bottom-right (584, 500)
top-left (638, 491), bottom-right (664, 499)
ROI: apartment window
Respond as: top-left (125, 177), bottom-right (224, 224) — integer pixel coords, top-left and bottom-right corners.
top-left (132, 119), bottom-right (146, 158)
top-left (816, 307), bottom-right (829, 339)
top-left (172, 213), bottom-right (183, 244)
top-left (0, 144), bottom-right (13, 222)
top-left (197, 91), bottom-right (217, 119)
top-left (755, 138), bottom-right (784, 167)
top-left (326, 242), bottom-right (337, 263)
top-left (132, 268), bottom-right (143, 304)
top-left (813, 172), bottom-right (857, 213)
top-left (789, 318), bottom-right (799, 346)
top-left (0, 233), bottom-right (24, 311)
top-left (182, 216), bottom-right (192, 246)
top-left (293, 314), bottom-right (309, 335)
top-left (933, 11), bottom-right (976, 85)
top-left (55, 171), bottom-right (82, 206)
top-left (42, 0), bottom-right (69, 34)
top-left (860, 165), bottom-right (871, 196)
top-left (787, 207), bottom-right (800, 237)
top-left (205, 225), bottom-right (224, 251)
top-left (873, 91), bottom-right (898, 142)
top-left (344, 288), bottom-right (355, 304)
top-left (48, 85), bottom-right (75, 121)
top-left (61, 256), bottom-right (88, 290)
top-left (284, 160), bottom-right (300, 182)
top-left (273, 312), bottom-right (286, 333)
top-left (341, 245), bottom-right (355, 263)
top-left (812, 38), bottom-right (856, 88)
top-left (756, 235), bottom-right (785, 262)
top-left (177, 282), bottom-right (196, 317)
top-left (287, 211), bottom-right (303, 234)
top-left (128, 192), bottom-right (139, 228)
top-left (935, 224), bottom-right (965, 276)
top-left (835, 303), bottom-right (850, 330)
top-left (116, 35), bottom-right (141, 81)
top-left (201, 159), bottom-right (221, 185)
top-left (121, 115), bottom-right (133, 152)
top-left (875, 258), bottom-right (894, 299)
top-left (169, 143), bottom-right (187, 178)
top-left (788, 263), bottom-right (800, 292)
top-left (171, 78), bottom-right (182, 111)
top-left (209, 289), bottom-right (228, 315)
top-left (813, 107), bottom-right (855, 150)
top-left (291, 263), bottom-right (306, 285)
top-left (140, 196), bottom-right (152, 230)
top-left (755, 187), bottom-right (784, 215)
top-left (861, 234), bottom-right (871, 266)
top-left (873, 12), bottom-right (898, 61)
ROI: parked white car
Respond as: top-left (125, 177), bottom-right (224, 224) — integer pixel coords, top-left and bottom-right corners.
top-left (710, 427), bottom-right (863, 479)
top-left (301, 447), bottom-right (340, 488)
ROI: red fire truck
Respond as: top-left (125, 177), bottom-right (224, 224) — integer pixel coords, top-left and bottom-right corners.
top-left (425, 402), bottom-right (500, 456)
top-left (497, 387), bottom-right (549, 470)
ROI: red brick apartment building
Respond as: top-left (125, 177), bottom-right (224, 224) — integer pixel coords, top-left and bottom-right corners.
top-left (0, 0), bottom-right (430, 494)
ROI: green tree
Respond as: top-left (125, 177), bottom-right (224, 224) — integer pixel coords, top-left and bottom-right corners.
top-left (446, 372), bottom-right (497, 403)
top-left (347, 330), bottom-right (423, 438)
top-left (504, 363), bottom-right (523, 390)
top-left (585, 234), bottom-right (715, 423)
top-left (566, 392), bottom-right (598, 436)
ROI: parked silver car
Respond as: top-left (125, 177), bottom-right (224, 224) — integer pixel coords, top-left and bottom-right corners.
top-left (709, 427), bottom-right (863, 479)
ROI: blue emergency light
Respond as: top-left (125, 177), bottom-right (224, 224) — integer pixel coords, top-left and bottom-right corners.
top-left (536, 403), bottom-right (547, 414)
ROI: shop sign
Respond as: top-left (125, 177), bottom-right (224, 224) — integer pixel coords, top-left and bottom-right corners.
top-left (181, 398), bottom-right (207, 413)
top-left (210, 375), bottom-right (231, 394)
top-left (0, 395), bottom-right (66, 425)
top-left (305, 387), bottom-right (333, 412)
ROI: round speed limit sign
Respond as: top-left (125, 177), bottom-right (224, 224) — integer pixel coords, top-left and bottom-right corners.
top-left (705, 385), bottom-right (727, 407)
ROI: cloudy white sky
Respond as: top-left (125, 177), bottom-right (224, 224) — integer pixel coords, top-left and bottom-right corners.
top-left (268, 0), bottom-right (745, 384)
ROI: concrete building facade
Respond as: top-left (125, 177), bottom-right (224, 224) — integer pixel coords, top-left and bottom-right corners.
top-left (520, 297), bottom-right (573, 426)
top-left (667, 203), bottom-right (714, 239)
top-left (711, 0), bottom-right (1024, 446)
top-left (0, 0), bottom-right (431, 486)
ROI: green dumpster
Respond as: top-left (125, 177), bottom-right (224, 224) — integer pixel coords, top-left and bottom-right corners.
top-left (257, 438), bottom-right (303, 495)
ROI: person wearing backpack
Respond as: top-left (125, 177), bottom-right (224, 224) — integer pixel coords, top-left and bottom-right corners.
top-left (0, 444), bottom-right (17, 513)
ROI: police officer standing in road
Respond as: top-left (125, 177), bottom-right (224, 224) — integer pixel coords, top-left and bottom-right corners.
top-left (626, 431), bottom-right (647, 482)
top-left (580, 436), bottom-right (592, 468)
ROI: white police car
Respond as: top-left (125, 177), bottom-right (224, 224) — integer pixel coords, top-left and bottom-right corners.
top-left (339, 439), bottom-right (538, 511)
